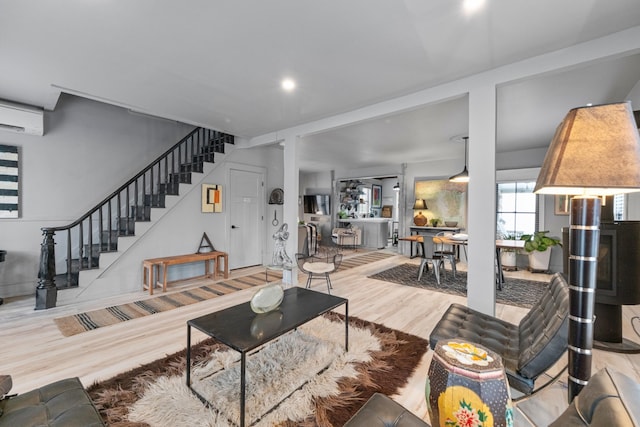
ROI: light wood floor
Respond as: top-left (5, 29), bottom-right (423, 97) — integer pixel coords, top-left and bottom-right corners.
top-left (1, 249), bottom-right (639, 426)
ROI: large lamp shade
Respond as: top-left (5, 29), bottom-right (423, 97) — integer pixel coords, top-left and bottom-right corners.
top-left (534, 101), bottom-right (640, 403)
top-left (535, 102), bottom-right (640, 196)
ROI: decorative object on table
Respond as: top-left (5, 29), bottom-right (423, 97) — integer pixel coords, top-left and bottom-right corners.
top-left (268, 188), bottom-right (284, 204)
top-left (196, 232), bottom-right (216, 253)
top-left (430, 218), bottom-right (440, 227)
top-left (449, 136), bottom-right (470, 183)
top-left (533, 101), bottom-right (640, 402)
top-left (201, 184), bottom-right (222, 213)
top-left (445, 220), bottom-right (458, 227)
top-left (412, 198), bottom-right (428, 226)
top-left (0, 144), bottom-right (19, 218)
top-left (519, 230), bottom-right (561, 272)
top-left (426, 339), bottom-right (513, 427)
top-left (250, 283), bottom-right (284, 313)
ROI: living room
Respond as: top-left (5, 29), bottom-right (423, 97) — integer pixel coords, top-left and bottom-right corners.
top-left (2, 2), bottom-right (640, 425)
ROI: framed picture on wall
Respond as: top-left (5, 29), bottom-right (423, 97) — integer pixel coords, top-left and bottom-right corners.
top-left (555, 194), bottom-right (570, 215)
top-left (372, 184), bottom-right (382, 208)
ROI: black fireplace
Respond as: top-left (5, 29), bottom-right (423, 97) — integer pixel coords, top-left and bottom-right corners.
top-left (563, 221), bottom-right (640, 352)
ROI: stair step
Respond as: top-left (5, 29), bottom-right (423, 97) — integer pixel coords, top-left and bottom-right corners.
top-left (84, 241), bottom-right (117, 254)
top-left (170, 172), bottom-right (192, 184)
top-left (100, 230), bottom-right (119, 251)
top-left (118, 218), bottom-right (136, 236)
top-left (209, 133), bottom-right (234, 148)
top-left (202, 142), bottom-right (226, 154)
top-left (180, 162), bottom-right (203, 173)
top-left (159, 182), bottom-right (180, 195)
top-left (144, 194), bottom-right (165, 208)
top-left (130, 205), bottom-right (151, 221)
top-left (193, 152), bottom-right (215, 163)
top-left (55, 272), bottom-right (79, 289)
top-left (69, 257), bottom-right (99, 272)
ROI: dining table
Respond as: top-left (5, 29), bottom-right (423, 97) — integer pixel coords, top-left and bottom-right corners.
top-left (434, 236), bottom-right (525, 290)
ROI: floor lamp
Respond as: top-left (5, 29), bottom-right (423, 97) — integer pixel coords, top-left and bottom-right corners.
top-left (534, 101), bottom-right (640, 402)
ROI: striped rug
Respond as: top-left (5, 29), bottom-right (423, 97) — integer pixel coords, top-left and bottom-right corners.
top-left (54, 251), bottom-right (395, 337)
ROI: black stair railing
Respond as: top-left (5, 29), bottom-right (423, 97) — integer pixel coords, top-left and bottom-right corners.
top-left (35, 127), bottom-right (234, 309)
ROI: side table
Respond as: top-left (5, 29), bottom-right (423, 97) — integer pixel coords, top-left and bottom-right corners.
top-left (426, 339), bottom-right (513, 427)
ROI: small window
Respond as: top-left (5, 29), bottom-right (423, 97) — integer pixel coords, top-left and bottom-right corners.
top-left (496, 181), bottom-right (537, 238)
top-left (613, 194), bottom-right (625, 220)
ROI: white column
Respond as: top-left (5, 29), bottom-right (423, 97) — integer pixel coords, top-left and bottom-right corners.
top-left (466, 85), bottom-right (497, 315)
top-left (282, 135), bottom-right (300, 285)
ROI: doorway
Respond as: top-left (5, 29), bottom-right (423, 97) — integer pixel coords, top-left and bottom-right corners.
top-left (228, 167), bottom-right (265, 269)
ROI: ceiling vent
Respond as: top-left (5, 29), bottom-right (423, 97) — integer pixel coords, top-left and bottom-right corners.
top-left (0, 100), bottom-right (44, 136)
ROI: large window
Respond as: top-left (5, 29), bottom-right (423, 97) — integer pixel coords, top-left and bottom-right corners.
top-left (496, 181), bottom-right (537, 238)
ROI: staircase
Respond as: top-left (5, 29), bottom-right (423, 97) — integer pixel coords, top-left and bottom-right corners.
top-left (35, 128), bottom-right (234, 309)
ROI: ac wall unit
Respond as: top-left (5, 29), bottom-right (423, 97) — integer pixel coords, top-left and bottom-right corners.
top-left (0, 100), bottom-right (44, 136)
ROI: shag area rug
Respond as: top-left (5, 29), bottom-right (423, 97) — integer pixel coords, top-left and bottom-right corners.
top-left (87, 313), bottom-right (428, 427)
top-left (369, 263), bottom-right (548, 308)
top-left (55, 251), bottom-right (394, 337)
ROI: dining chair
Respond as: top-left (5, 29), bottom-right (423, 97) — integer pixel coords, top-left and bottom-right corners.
top-left (433, 231), bottom-right (457, 278)
top-left (416, 239), bottom-right (446, 285)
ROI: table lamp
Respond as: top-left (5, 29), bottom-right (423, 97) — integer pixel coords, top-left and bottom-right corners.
top-left (534, 101), bottom-right (640, 402)
top-left (413, 199), bottom-right (428, 226)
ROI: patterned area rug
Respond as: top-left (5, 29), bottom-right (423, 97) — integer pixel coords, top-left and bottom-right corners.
top-left (87, 313), bottom-right (429, 427)
top-left (369, 263), bottom-right (548, 308)
top-left (54, 251), bottom-right (395, 337)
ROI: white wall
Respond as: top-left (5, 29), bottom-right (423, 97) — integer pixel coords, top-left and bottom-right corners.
top-left (0, 95), bottom-right (284, 299)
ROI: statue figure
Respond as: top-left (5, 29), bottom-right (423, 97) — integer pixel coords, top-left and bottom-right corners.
top-left (272, 223), bottom-right (293, 267)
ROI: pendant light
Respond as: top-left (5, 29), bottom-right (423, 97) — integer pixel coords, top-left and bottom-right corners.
top-left (449, 137), bottom-right (469, 183)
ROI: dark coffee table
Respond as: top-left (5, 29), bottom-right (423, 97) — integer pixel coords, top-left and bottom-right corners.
top-left (186, 286), bottom-right (348, 427)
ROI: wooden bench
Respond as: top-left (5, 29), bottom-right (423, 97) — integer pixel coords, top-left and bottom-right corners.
top-left (142, 251), bottom-right (228, 295)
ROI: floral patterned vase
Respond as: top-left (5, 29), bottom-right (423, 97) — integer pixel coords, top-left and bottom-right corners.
top-left (426, 340), bottom-right (513, 427)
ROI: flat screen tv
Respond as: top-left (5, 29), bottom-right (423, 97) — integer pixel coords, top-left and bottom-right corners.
top-left (303, 195), bottom-right (331, 215)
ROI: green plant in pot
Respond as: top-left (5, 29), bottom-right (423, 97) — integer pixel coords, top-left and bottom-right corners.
top-left (520, 231), bottom-right (562, 272)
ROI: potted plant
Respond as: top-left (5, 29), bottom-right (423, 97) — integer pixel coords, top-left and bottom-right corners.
top-left (430, 218), bottom-right (440, 227)
top-left (500, 235), bottom-right (518, 270)
top-left (520, 231), bottom-right (562, 272)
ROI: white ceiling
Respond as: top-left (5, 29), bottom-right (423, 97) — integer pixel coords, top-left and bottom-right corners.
top-left (1, 0), bottom-right (640, 171)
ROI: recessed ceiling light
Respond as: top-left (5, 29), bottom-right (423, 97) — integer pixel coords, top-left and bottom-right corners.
top-left (281, 78), bottom-right (296, 92)
top-left (463, 0), bottom-right (485, 14)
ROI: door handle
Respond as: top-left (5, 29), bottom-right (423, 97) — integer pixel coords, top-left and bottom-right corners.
top-left (231, 225), bottom-right (239, 229)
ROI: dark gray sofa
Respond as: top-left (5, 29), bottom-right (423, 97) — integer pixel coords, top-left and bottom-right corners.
top-left (550, 367), bottom-right (640, 426)
top-left (0, 376), bottom-right (104, 427)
